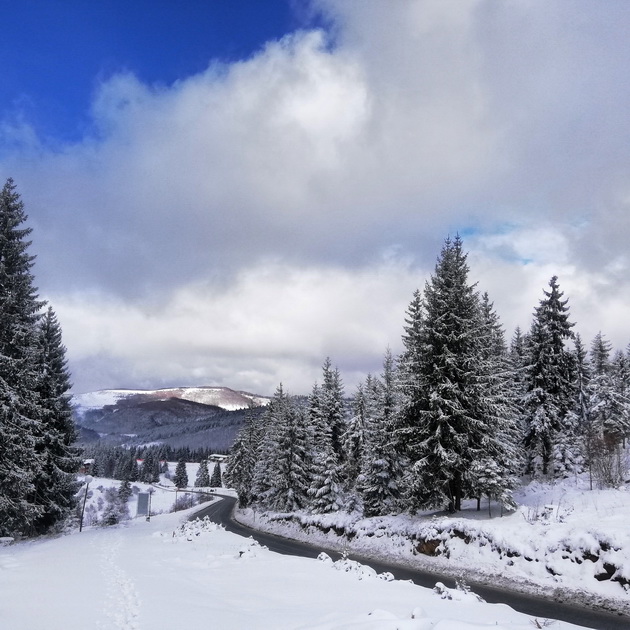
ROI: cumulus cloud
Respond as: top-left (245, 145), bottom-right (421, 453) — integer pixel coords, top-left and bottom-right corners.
top-left (52, 260), bottom-right (423, 393)
top-left (1, 0), bottom-right (629, 393)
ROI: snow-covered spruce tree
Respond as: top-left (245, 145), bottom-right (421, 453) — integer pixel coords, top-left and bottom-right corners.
top-left (0, 179), bottom-right (47, 536)
top-left (141, 448), bottom-right (160, 483)
top-left (522, 276), bottom-right (576, 478)
top-left (308, 445), bottom-right (342, 514)
top-left (128, 452), bottom-right (139, 482)
top-left (210, 462), bottom-right (222, 488)
top-left (586, 333), bottom-right (630, 486)
top-left (320, 357), bottom-right (347, 463)
top-left (195, 459), bottom-right (210, 487)
top-left (224, 405), bottom-right (261, 507)
top-left (589, 333), bottom-right (630, 444)
top-left (611, 349), bottom-right (630, 445)
top-left (396, 236), bottom-right (513, 513)
top-left (572, 334), bottom-right (591, 436)
top-left (342, 380), bottom-right (368, 489)
top-left (509, 327), bottom-right (529, 442)
top-left (141, 450), bottom-right (156, 483)
top-left (253, 385), bottom-right (311, 512)
top-left (470, 459), bottom-right (506, 517)
top-left (466, 294), bottom-right (520, 511)
top-left (251, 384), bottom-right (287, 506)
top-left (306, 380), bottom-right (343, 513)
top-left (173, 458), bottom-right (188, 488)
top-left (113, 450), bottom-right (133, 481)
top-left (570, 334), bottom-right (595, 485)
top-left (29, 307), bottom-right (82, 534)
top-left (118, 478), bottom-right (132, 504)
top-left (359, 349), bottom-right (402, 517)
top-left (393, 288), bottom-right (423, 464)
top-left (274, 400), bottom-right (311, 511)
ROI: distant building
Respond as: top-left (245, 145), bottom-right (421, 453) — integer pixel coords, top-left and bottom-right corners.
top-left (80, 458), bottom-right (95, 474)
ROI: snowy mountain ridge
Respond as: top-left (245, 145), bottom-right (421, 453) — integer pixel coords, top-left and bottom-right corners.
top-left (72, 385), bottom-right (271, 415)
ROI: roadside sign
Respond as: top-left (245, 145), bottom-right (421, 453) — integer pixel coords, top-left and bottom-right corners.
top-left (137, 492), bottom-right (150, 517)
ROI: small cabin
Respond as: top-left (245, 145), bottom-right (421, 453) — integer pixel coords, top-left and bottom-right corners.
top-left (80, 458), bottom-right (95, 474)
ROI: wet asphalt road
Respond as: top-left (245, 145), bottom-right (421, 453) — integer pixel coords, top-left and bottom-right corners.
top-left (191, 495), bottom-right (629, 630)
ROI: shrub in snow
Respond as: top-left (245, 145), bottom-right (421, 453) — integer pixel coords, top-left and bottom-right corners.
top-left (100, 487), bottom-right (129, 526)
top-left (317, 551), bottom-right (394, 581)
top-left (433, 581), bottom-right (485, 603)
top-left (83, 504), bottom-right (98, 527)
top-left (171, 493), bottom-right (195, 512)
top-left (196, 492), bottom-right (213, 505)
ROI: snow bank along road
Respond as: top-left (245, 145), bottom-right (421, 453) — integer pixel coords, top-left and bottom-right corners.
top-left (193, 495), bottom-right (628, 630)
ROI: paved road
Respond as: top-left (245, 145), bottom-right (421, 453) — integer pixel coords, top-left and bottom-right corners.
top-left (192, 495), bottom-right (628, 630)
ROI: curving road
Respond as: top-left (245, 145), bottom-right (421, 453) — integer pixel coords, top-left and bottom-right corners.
top-left (192, 495), bottom-right (628, 630)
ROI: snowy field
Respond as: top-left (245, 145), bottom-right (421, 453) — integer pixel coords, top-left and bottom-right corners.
top-left (236, 474), bottom-right (630, 620)
top-left (0, 469), bottom-right (628, 629)
top-left (0, 492), bottom-right (589, 630)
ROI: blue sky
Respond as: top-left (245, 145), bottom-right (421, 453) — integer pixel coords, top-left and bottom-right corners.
top-left (1, 1), bottom-right (313, 142)
top-left (1, 1), bottom-right (629, 395)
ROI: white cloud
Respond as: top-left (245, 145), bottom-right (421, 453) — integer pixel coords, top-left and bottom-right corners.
top-left (2, 0), bottom-right (630, 393)
top-left (52, 260), bottom-right (423, 394)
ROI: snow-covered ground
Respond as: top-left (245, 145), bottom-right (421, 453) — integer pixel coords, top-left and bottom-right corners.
top-left (1, 470), bottom-right (627, 629)
top-left (235, 474), bottom-right (630, 620)
top-left (1, 491), bottom-right (587, 630)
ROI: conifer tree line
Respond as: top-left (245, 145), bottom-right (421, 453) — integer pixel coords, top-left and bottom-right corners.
top-left (226, 236), bottom-right (630, 516)
top-left (0, 179), bottom-right (82, 537)
top-left (82, 443), bottom-right (225, 482)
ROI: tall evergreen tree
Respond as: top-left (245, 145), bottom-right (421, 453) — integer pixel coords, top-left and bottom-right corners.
top-left (118, 478), bottom-right (132, 504)
top-left (523, 276), bottom-right (576, 477)
top-left (210, 462), bottom-right (223, 488)
top-left (195, 459), bottom-right (210, 487)
top-left (173, 458), bottom-right (188, 488)
top-left (360, 350), bottom-right (402, 516)
top-left (30, 307), bottom-right (81, 533)
top-left (468, 294), bottom-right (520, 509)
top-left (142, 450), bottom-right (160, 483)
top-left (306, 379), bottom-right (343, 513)
top-left (251, 384), bottom-right (287, 505)
top-left (114, 451), bottom-right (132, 481)
top-left (128, 452), bottom-right (140, 482)
top-left (572, 334), bottom-right (591, 436)
top-left (308, 447), bottom-right (342, 513)
top-left (252, 386), bottom-right (311, 511)
top-left (342, 381), bottom-right (368, 487)
top-left (397, 236), bottom-right (497, 512)
top-left (224, 405), bottom-right (261, 507)
top-left (0, 179), bottom-right (46, 536)
top-left (588, 333), bottom-right (630, 447)
top-left (141, 450), bottom-right (155, 483)
top-left (320, 358), bottom-right (346, 462)
top-left (611, 349), bottom-right (630, 442)
top-left (570, 334), bottom-right (593, 483)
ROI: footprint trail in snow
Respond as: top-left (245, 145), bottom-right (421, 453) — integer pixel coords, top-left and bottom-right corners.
top-left (98, 531), bottom-right (141, 630)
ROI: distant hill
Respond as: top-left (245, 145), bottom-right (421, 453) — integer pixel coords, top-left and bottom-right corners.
top-left (73, 385), bottom-right (270, 415)
top-left (72, 386), bottom-right (270, 450)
